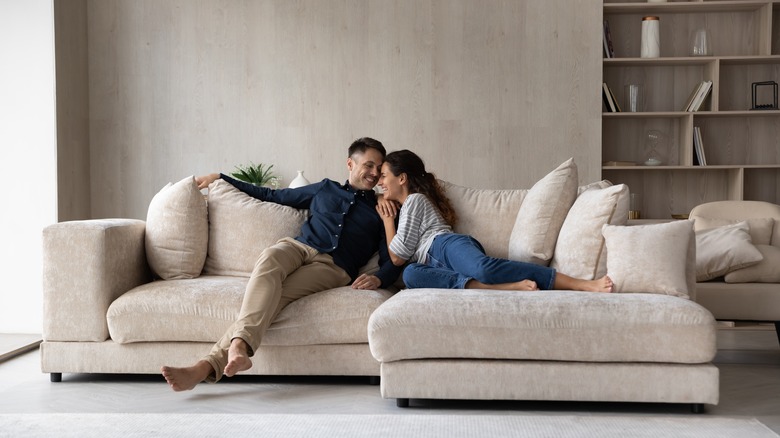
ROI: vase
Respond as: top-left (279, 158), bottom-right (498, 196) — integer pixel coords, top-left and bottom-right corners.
top-left (289, 170), bottom-right (310, 188)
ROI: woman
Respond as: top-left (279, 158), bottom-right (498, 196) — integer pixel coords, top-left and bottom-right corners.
top-left (377, 149), bottom-right (612, 292)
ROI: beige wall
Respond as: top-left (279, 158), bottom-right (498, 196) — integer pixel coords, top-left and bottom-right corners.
top-left (60, 0), bottom-right (602, 220)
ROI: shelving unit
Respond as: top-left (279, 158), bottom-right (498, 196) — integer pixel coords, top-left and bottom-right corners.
top-left (602, 0), bottom-right (780, 219)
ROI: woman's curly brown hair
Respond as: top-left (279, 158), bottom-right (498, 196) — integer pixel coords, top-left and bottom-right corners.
top-left (383, 149), bottom-right (457, 227)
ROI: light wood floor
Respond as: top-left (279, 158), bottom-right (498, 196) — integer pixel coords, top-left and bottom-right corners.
top-left (0, 327), bottom-right (778, 433)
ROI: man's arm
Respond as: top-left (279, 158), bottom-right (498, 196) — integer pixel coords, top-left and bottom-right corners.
top-left (199, 172), bottom-right (320, 210)
top-left (372, 225), bottom-right (405, 288)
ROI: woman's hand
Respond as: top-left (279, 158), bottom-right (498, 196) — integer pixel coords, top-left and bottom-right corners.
top-left (376, 197), bottom-right (399, 221)
top-left (195, 173), bottom-right (220, 190)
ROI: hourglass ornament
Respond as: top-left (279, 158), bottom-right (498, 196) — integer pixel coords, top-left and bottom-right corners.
top-left (644, 129), bottom-right (667, 166)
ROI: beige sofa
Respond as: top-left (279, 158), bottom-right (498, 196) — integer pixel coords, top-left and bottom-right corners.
top-left (41, 159), bottom-right (718, 411)
top-left (689, 201), bottom-right (780, 345)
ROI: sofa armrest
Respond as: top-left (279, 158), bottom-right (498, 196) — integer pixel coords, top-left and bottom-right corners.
top-left (43, 219), bottom-right (151, 342)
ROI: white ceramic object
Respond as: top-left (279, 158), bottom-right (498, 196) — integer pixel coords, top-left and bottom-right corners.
top-left (289, 170), bottom-right (311, 188)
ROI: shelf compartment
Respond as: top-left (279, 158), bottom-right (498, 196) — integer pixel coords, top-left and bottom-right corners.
top-left (604, 63), bottom-right (715, 111)
top-left (693, 114), bottom-right (780, 165)
top-left (602, 167), bottom-right (745, 219)
top-left (602, 113), bottom-right (689, 166)
top-left (718, 59), bottom-right (780, 110)
top-left (604, 3), bottom-right (768, 58)
top-left (744, 167), bottom-right (780, 203)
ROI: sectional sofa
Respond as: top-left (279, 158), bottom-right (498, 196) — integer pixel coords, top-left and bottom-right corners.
top-left (41, 159), bottom-right (719, 411)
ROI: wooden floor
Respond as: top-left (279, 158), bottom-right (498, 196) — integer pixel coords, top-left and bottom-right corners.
top-left (0, 327), bottom-right (778, 433)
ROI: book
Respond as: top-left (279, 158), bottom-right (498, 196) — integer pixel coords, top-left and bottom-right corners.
top-left (681, 82), bottom-right (703, 112)
top-left (689, 81), bottom-right (713, 112)
top-left (603, 20), bottom-right (615, 59)
top-left (603, 161), bottom-right (637, 166)
top-left (693, 126), bottom-right (707, 165)
top-left (602, 82), bottom-right (620, 112)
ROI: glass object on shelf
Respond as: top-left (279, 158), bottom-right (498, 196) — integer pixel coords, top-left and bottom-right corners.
top-left (640, 16), bottom-right (660, 58)
top-left (690, 29), bottom-right (713, 56)
top-left (624, 84), bottom-right (644, 112)
top-left (629, 193), bottom-right (641, 220)
top-left (644, 129), bottom-right (667, 166)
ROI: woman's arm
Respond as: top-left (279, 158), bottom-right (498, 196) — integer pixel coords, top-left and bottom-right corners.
top-left (376, 198), bottom-right (407, 266)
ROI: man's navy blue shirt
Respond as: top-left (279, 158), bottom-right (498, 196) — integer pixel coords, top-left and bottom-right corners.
top-left (219, 173), bottom-right (401, 288)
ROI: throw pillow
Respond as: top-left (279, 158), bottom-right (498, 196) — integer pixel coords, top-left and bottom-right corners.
top-left (724, 244), bottom-right (780, 283)
top-left (508, 158), bottom-right (578, 265)
top-left (692, 217), bottom-right (774, 246)
top-left (602, 220), bottom-right (693, 298)
top-left (203, 179), bottom-right (307, 277)
top-left (695, 221), bottom-right (763, 282)
top-left (145, 176), bottom-right (208, 280)
top-left (550, 183), bottom-right (629, 280)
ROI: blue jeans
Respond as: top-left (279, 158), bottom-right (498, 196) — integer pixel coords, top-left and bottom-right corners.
top-left (402, 233), bottom-right (556, 290)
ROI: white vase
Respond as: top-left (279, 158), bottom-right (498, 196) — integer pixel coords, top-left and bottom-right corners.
top-left (289, 170), bottom-right (310, 188)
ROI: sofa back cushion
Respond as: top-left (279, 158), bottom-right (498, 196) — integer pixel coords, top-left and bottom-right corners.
top-left (203, 180), bottom-right (307, 276)
top-left (441, 181), bottom-right (527, 259)
top-left (145, 176), bottom-right (208, 280)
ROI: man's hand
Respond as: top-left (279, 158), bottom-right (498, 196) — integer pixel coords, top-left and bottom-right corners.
top-left (195, 173), bottom-right (221, 190)
top-left (351, 273), bottom-right (381, 290)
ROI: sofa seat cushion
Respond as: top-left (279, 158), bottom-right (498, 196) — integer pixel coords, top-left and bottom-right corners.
top-left (368, 289), bottom-right (716, 364)
top-left (108, 276), bottom-right (394, 345)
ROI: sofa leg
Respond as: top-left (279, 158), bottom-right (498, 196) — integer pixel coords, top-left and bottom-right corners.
top-left (368, 376), bottom-right (380, 385)
top-left (691, 403), bottom-right (705, 414)
top-left (50, 373), bottom-right (62, 383)
top-left (396, 398), bottom-right (410, 408)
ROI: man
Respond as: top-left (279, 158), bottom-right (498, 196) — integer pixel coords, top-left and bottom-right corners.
top-left (161, 137), bottom-right (401, 391)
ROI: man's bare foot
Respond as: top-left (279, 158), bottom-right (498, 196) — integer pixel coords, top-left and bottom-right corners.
top-left (224, 338), bottom-right (253, 377)
top-left (161, 360), bottom-right (212, 392)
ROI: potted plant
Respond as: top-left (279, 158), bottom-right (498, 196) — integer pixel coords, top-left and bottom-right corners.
top-left (230, 162), bottom-right (280, 188)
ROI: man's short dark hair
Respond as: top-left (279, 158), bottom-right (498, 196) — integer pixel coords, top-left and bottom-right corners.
top-left (348, 137), bottom-right (386, 159)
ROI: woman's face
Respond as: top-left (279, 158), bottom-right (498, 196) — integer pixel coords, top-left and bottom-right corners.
top-left (378, 162), bottom-right (405, 202)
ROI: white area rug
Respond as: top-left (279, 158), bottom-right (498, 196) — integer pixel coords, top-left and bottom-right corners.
top-left (0, 413), bottom-right (777, 438)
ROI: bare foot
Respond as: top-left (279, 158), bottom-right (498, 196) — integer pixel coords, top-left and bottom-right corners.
top-left (224, 338), bottom-right (253, 377)
top-left (582, 275), bottom-right (613, 293)
top-left (510, 279), bottom-right (539, 291)
top-left (161, 360), bottom-right (212, 392)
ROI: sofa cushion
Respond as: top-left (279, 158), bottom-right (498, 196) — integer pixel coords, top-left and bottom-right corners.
top-left (695, 221), bottom-right (763, 282)
top-left (145, 176), bottom-right (208, 280)
top-left (368, 289), bottom-right (716, 364)
top-left (692, 217), bottom-right (774, 246)
top-left (602, 221), bottom-right (693, 298)
top-left (508, 158), bottom-right (578, 265)
top-left (203, 179), bottom-right (307, 276)
top-left (107, 276), bottom-right (393, 345)
top-left (441, 181), bottom-right (527, 258)
top-left (550, 183), bottom-right (629, 280)
top-left (724, 244), bottom-right (780, 283)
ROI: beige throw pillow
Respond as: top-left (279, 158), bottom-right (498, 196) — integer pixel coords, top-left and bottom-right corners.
top-left (551, 184), bottom-right (629, 280)
top-left (602, 221), bottom-right (693, 298)
top-left (693, 217), bottom-right (774, 246)
top-left (724, 244), bottom-right (780, 283)
top-left (508, 158), bottom-right (578, 265)
top-left (203, 179), bottom-right (307, 277)
top-left (695, 221), bottom-right (763, 282)
top-left (145, 176), bottom-right (208, 280)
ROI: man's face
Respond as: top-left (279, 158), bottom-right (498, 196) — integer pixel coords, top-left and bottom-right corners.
top-left (347, 148), bottom-right (383, 191)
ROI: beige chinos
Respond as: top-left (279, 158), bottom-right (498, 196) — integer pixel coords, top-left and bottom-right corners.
top-left (204, 237), bottom-right (351, 382)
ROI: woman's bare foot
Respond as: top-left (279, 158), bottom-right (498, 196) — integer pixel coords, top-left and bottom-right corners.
top-left (161, 360), bottom-right (212, 391)
top-left (224, 338), bottom-right (253, 377)
top-left (465, 279), bottom-right (538, 291)
top-left (580, 275), bottom-right (613, 293)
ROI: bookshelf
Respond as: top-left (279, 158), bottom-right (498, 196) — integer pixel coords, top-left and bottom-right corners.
top-left (602, 0), bottom-right (780, 219)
